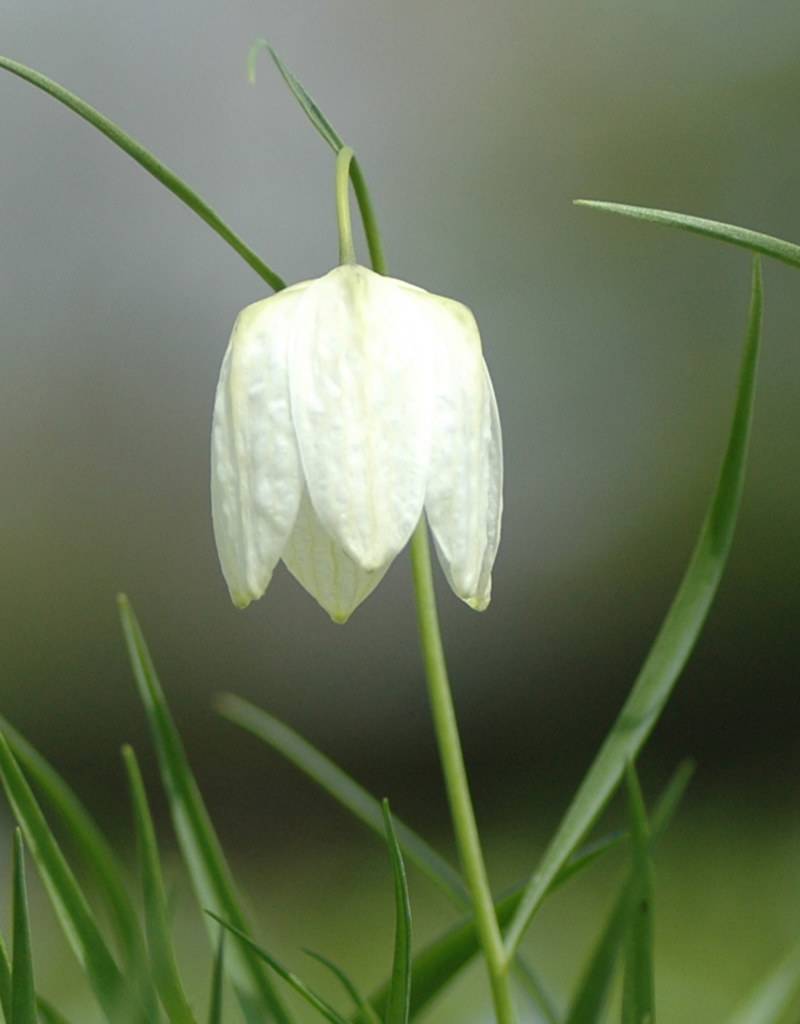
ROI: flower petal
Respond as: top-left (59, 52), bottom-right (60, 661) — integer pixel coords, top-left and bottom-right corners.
top-left (424, 308), bottom-right (503, 611)
top-left (288, 265), bottom-right (433, 572)
top-left (281, 489), bottom-right (390, 622)
top-left (211, 286), bottom-right (307, 607)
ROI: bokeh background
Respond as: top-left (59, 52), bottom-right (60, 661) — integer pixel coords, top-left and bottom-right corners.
top-left (1, 1), bottom-right (799, 1020)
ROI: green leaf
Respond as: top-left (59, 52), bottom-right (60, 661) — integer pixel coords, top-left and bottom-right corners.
top-left (575, 200), bottom-right (800, 269)
top-left (11, 831), bottom-right (37, 1024)
top-left (0, 56), bottom-right (285, 291)
top-left (381, 802), bottom-right (412, 1024)
top-left (207, 916), bottom-right (350, 1024)
top-left (303, 951), bottom-right (380, 1024)
top-left (0, 736), bottom-right (127, 1021)
top-left (207, 933), bottom-right (226, 1024)
top-left (621, 766), bottom-right (654, 1024)
top-left (505, 259), bottom-right (763, 956)
top-left (0, 933), bottom-right (12, 1024)
top-left (117, 595), bottom-right (292, 1024)
top-left (0, 717), bottom-right (148, 980)
top-left (122, 745), bottom-right (197, 1024)
top-left (217, 696), bottom-right (465, 905)
top-left (726, 945), bottom-right (800, 1024)
top-left (35, 1001), bottom-right (73, 1024)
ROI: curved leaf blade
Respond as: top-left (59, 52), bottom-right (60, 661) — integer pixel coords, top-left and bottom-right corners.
top-left (575, 200), bottom-right (800, 269)
top-left (505, 259), bottom-right (764, 956)
top-left (382, 802), bottom-right (412, 1024)
top-left (0, 56), bottom-right (285, 291)
top-left (11, 831), bottom-right (37, 1024)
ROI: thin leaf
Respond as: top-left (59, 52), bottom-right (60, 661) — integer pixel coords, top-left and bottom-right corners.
top-left (0, 56), bottom-right (285, 291)
top-left (621, 766), bottom-right (654, 1024)
top-left (11, 831), bottom-right (37, 1024)
top-left (303, 951), bottom-right (380, 1024)
top-left (727, 945), bottom-right (800, 1024)
top-left (207, 933), bottom-right (225, 1024)
top-left (218, 696), bottom-right (466, 905)
top-left (122, 745), bottom-right (197, 1024)
top-left (207, 917), bottom-right (349, 1024)
top-left (0, 736), bottom-right (127, 1021)
top-left (505, 259), bottom-right (764, 956)
top-left (117, 595), bottom-right (292, 1024)
top-left (575, 200), bottom-right (800, 269)
top-left (0, 934), bottom-right (11, 1024)
top-left (382, 802), bottom-right (412, 1024)
top-left (0, 717), bottom-right (148, 978)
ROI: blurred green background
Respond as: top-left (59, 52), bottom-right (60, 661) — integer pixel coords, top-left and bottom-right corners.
top-left (1, 1), bottom-right (799, 1019)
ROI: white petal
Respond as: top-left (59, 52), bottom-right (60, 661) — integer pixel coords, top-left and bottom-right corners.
top-left (211, 286), bottom-right (307, 607)
top-left (281, 489), bottom-right (390, 622)
top-left (424, 306), bottom-right (503, 611)
top-left (288, 265), bottom-right (433, 572)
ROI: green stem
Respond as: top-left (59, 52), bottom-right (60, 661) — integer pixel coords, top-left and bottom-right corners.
top-left (335, 146), bottom-right (357, 265)
top-left (408, 524), bottom-right (517, 1024)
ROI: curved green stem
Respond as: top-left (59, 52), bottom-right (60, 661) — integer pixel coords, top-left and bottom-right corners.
top-left (335, 147), bottom-right (357, 265)
top-left (408, 524), bottom-right (516, 1024)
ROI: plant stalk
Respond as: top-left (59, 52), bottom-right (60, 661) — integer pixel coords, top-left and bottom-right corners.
top-left (335, 146), bottom-right (357, 265)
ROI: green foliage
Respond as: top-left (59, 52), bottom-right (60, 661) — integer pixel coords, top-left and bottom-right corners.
top-left (726, 945), bottom-right (800, 1024)
top-left (11, 831), bottom-right (37, 1024)
top-left (381, 803), bottom-right (412, 1024)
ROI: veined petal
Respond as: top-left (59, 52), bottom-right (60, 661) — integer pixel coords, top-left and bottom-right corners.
top-left (281, 489), bottom-right (390, 622)
top-left (211, 285), bottom-right (307, 607)
top-left (288, 265), bottom-right (433, 572)
top-left (425, 307), bottom-right (503, 611)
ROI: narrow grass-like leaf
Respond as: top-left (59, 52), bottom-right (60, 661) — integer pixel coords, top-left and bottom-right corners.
top-left (0, 56), bottom-right (285, 291)
top-left (382, 802), bottom-right (412, 1024)
top-left (505, 260), bottom-right (763, 956)
top-left (208, 933), bottom-right (226, 1024)
top-left (0, 736), bottom-right (127, 1021)
top-left (117, 596), bottom-right (291, 1024)
top-left (0, 717), bottom-right (147, 977)
top-left (11, 831), bottom-right (37, 1024)
top-left (575, 200), bottom-right (800, 269)
top-left (218, 696), bottom-right (466, 905)
top-left (0, 933), bottom-right (11, 1024)
top-left (303, 951), bottom-right (380, 1024)
top-left (123, 745), bottom-right (197, 1024)
top-left (207, 917), bottom-right (349, 1024)
top-left (621, 766), bottom-right (654, 1024)
top-left (727, 945), bottom-right (800, 1024)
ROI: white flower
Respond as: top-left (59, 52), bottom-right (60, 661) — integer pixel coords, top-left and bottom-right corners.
top-left (211, 264), bottom-right (502, 622)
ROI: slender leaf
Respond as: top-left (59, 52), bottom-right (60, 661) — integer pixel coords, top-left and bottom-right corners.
top-left (218, 696), bottom-right (465, 905)
top-left (11, 831), bottom-right (37, 1024)
top-left (575, 200), bottom-right (800, 269)
top-left (207, 933), bottom-right (225, 1024)
top-left (727, 945), bottom-right (800, 1024)
top-left (117, 595), bottom-right (291, 1024)
top-left (382, 802), bottom-right (412, 1024)
top-left (0, 933), bottom-right (11, 1024)
top-left (0, 717), bottom-right (148, 980)
top-left (207, 917), bottom-right (349, 1024)
top-left (303, 951), bottom-right (380, 1024)
top-left (621, 766), bottom-right (654, 1024)
top-left (0, 736), bottom-right (128, 1021)
top-left (0, 56), bottom-right (285, 291)
top-left (123, 745), bottom-right (197, 1024)
top-left (505, 259), bottom-right (764, 956)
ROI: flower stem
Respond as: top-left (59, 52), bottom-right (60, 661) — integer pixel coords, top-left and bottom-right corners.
top-left (335, 146), bottom-right (357, 265)
top-left (408, 522), bottom-right (517, 1024)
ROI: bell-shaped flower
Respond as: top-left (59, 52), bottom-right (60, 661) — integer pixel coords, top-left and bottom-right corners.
top-left (211, 264), bottom-right (502, 622)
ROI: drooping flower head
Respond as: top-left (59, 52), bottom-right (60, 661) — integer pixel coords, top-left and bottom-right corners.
top-left (211, 264), bottom-right (502, 621)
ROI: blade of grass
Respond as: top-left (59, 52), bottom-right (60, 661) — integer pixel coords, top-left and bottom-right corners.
top-left (117, 595), bottom-right (291, 1024)
top-left (0, 735), bottom-right (128, 1021)
top-left (726, 945), bottom-right (800, 1024)
top-left (303, 951), bottom-right (380, 1024)
top-left (11, 831), bottom-right (37, 1024)
top-left (207, 933), bottom-right (225, 1024)
top-left (122, 745), bottom-right (197, 1024)
top-left (0, 56), bottom-right (285, 291)
top-left (620, 766), bottom-right (654, 1024)
top-left (382, 803), bottom-right (412, 1024)
top-left (0, 933), bottom-right (11, 1024)
top-left (0, 717), bottom-right (148, 979)
top-left (207, 917), bottom-right (350, 1024)
top-left (505, 259), bottom-right (763, 957)
top-left (575, 200), bottom-right (800, 269)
